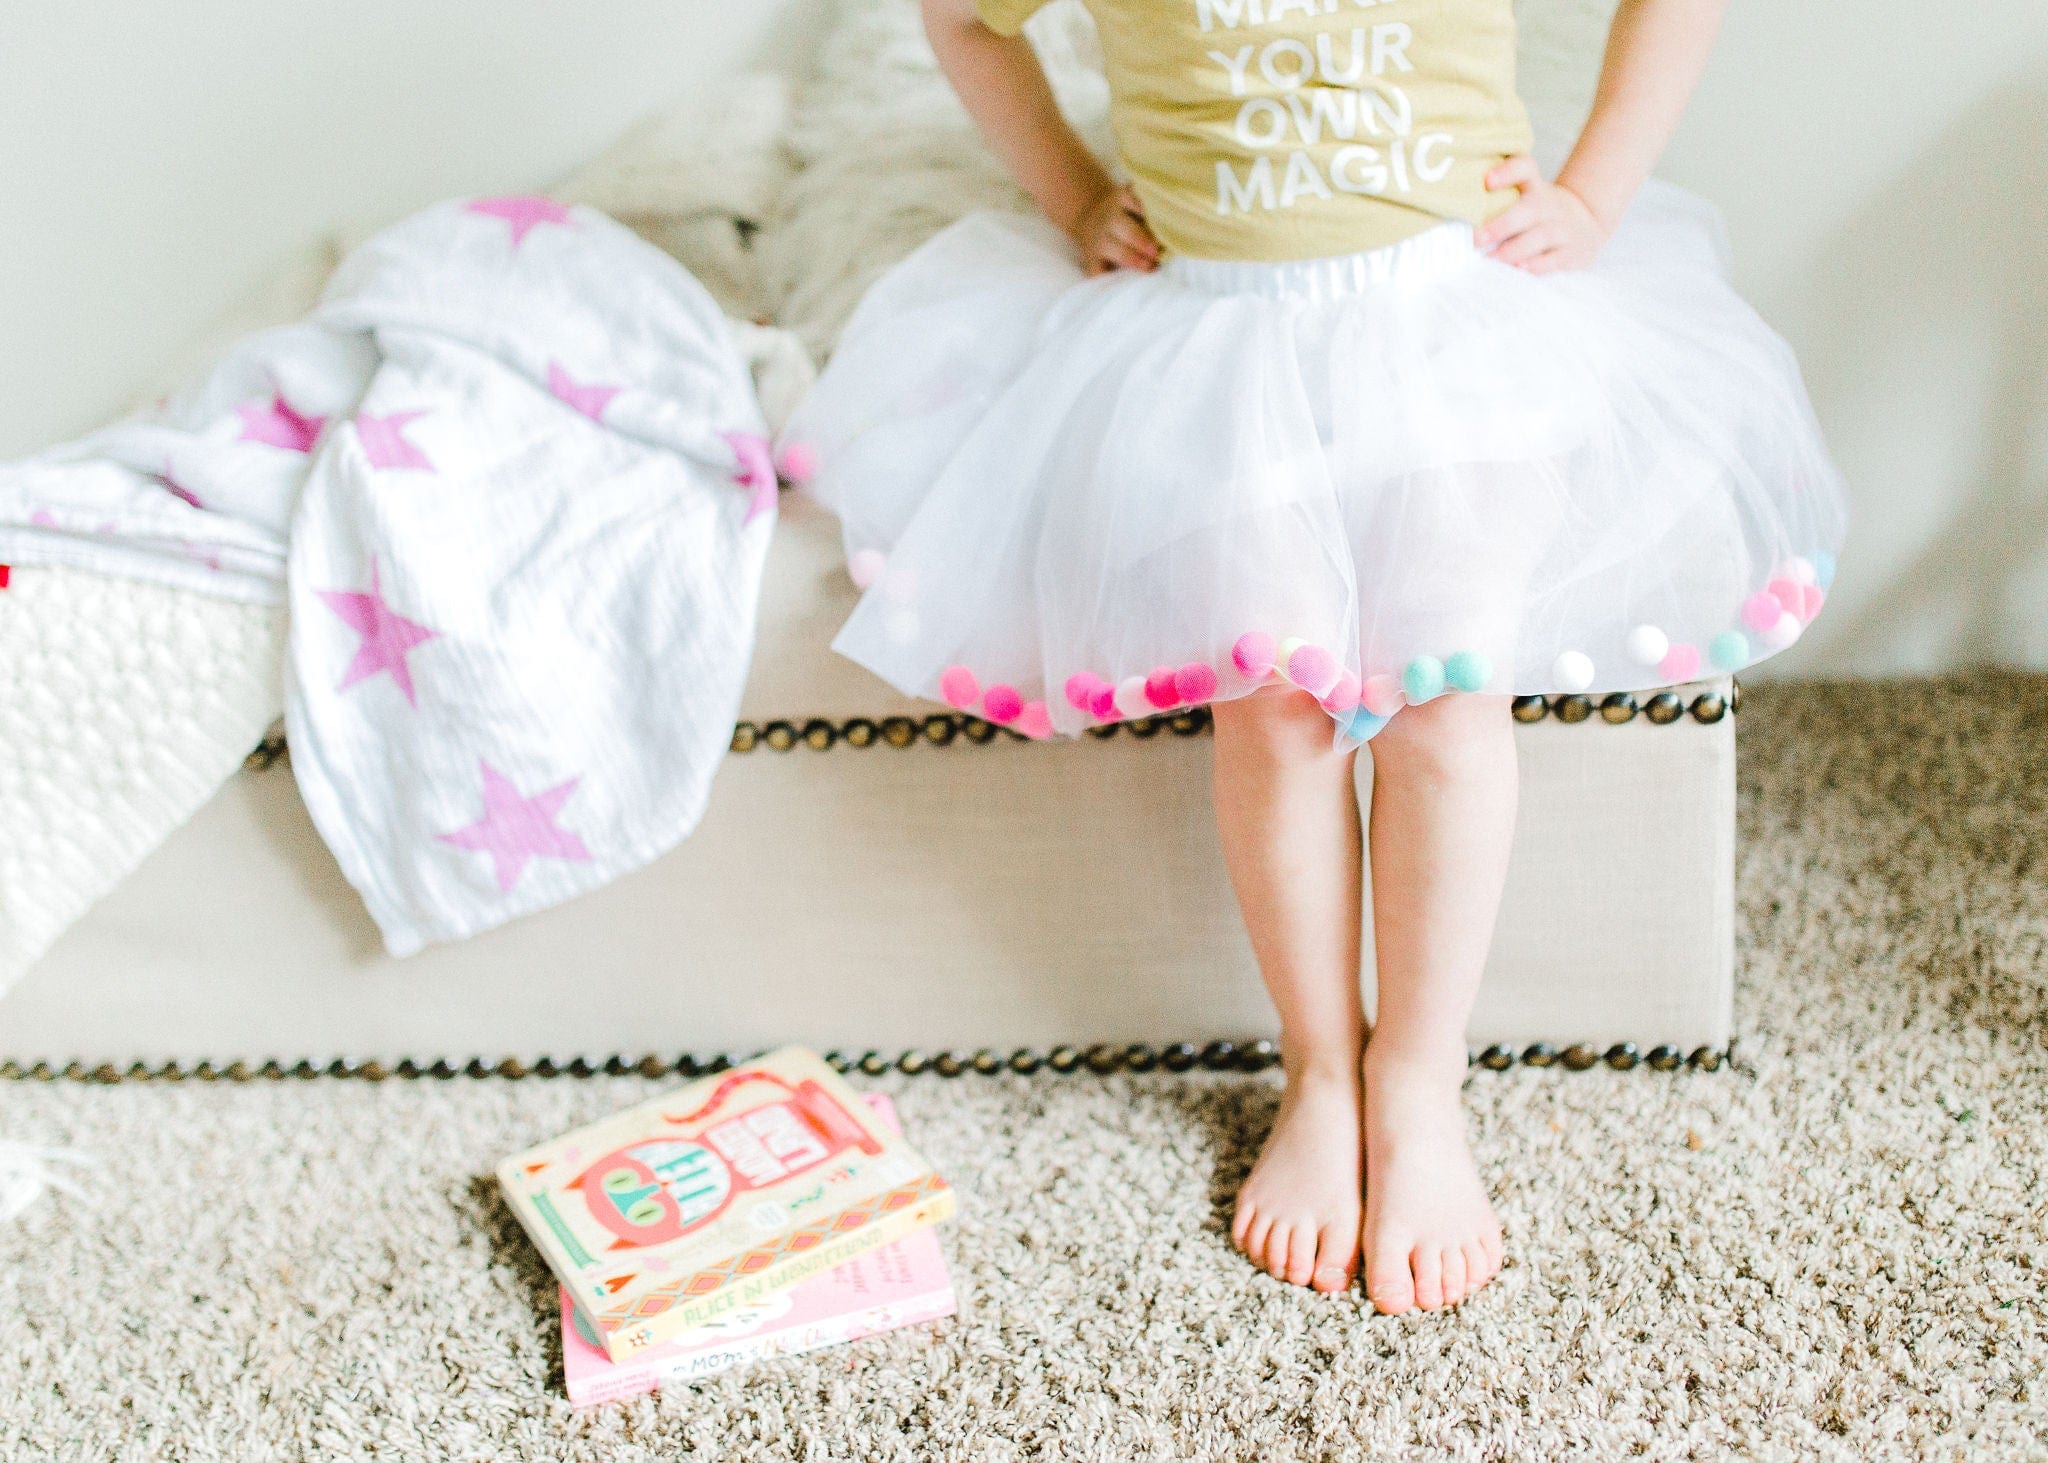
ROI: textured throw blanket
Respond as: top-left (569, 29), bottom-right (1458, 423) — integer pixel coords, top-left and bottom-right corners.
top-left (0, 198), bottom-right (779, 955)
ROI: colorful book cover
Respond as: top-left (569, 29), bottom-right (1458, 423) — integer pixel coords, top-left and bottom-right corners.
top-left (560, 1094), bottom-right (959, 1406)
top-left (497, 1045), bottom-right (955, 1363)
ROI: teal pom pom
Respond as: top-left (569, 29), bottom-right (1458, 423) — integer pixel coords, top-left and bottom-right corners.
top-left (1444, 650), bottom-right (1491, 693)
top-left (1811, 549), bottom-right (1837, 589)
top-left (1401, 655), bottom-right (1445, 703)
top-left (1708, 630), bottom-right (1750, 672)
top-left (1344, 706), bottom-right (1392, 741)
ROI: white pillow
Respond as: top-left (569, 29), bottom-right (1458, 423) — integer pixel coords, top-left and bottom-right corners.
top-left (761, 0), bottom-right (1621, 360)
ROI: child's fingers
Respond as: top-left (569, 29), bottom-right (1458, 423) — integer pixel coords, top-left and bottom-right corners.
top-left (1474, 196), bottom-right (1544, 253)
top-left (1114, 184), bottom-right (1148, 219)
top-left (1485, 153), bottom-right (1540, 192)
top-left (1490, 224), bottom-right (1554, 268)
top-left (1108, 214), bottom-right (1160, 263)
top-left (1099, 236), bottom-right (1156, 272)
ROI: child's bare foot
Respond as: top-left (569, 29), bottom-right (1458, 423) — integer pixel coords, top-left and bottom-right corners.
top-left (1360, 1050), bottom-right (1502, 1314)
top-left (1231, 1066), bottom-right (1363, 1292)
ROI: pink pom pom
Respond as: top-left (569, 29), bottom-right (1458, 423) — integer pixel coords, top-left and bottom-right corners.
top-left (939, 665), bottom-right (979, 709)
top-left (1144, 666), bottom-right (1180, 710)
top-left (1174, 662), bottom-right (1219, 704)
top-left (1016, 700), bottom-right (1053, 739)
top-left (1089, 685), bottom-right (1118, 721)
top-left (1741, 591), bottom-right (1784, 634)
top-left (1658, 643), bottom-right (1702, 683)
top-left (847, 548), bottom-right (887, 591)
top-left (983, 684), bottom-right (1023, 724)
top-left (1796, 584), bottom-right (1825, 622)
top-left (1320, 671), bottom-right (1361, 712)
top-left (1361, 674), bottom-right (1406, 717)
top-left (773, 441), bottom-right (816, 483)
top-left (1765, 578), bottom-right (1803, 616)
top-left (1284, 643), bottom-right (1340, 698)
top-left (1064, 673), bottom-right (1103, 712)
top-left (1232, 631), bottom-right (1277, 679)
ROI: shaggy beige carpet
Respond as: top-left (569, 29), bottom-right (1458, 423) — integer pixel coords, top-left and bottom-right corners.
top-left (2, 677), bottom-right (2044, 1461)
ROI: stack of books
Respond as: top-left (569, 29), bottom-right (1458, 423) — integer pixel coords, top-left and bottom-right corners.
top-left (496, 1046), bottom-right (959, 1405)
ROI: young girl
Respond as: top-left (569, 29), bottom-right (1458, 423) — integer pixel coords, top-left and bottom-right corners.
top-left (780, 0), bottom-right (1846, 1313)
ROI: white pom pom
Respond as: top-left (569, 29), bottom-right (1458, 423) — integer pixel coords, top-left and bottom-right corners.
top-left (847, 548), bottom-right (887, 591)
top-left (1114, 675), bottom-right (1151, 718)
top-left (1551, 650), bottom-right (1595, 693)
top-left (1781, 556), bottom-right (1817, 586)
top-left (1625, 625), bottom-right (1669, 667)
top-left (1760, 611), bottom-right (1802, 651)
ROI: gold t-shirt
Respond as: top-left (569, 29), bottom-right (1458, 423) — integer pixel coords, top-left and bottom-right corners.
top-left (975, 0), bottom-right (1534, 262)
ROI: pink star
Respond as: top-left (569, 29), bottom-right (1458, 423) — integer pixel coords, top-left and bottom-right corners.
top-left (236, 394), bottom-right (327, 453)
top-left (721, 431), bottom-right (779, 524)
top-left (437, 760), bottom-right (593, 893)
top-left (355, 410), bottom-right (435, 472)
top-left (158, 462), bottom-right (204, 510)
top-left (547, 361), bottom-right (620, 423)
top-left (464, 196), bottom-right (574, 249)
top-left (315, 557), bottom-right (440, 706)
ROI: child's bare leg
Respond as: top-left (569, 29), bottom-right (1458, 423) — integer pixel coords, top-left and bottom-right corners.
top-left (1360, 693), bottom-right (1515, 1313)
top-left (1211, 687), bottom-right (1365, 1293)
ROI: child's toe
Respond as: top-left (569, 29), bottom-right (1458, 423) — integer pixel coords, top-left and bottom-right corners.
top-left (1310, 1219), bottom-right (1355, 1292)
top-left (1365, 1240), bottom-right (1416, 1314)
top-left (1410, 1245), bottom-right (1445, 1310)
top-left (1463, 1239), bottom-right (1493, 1292)
top-left (1262, 1222), bottom-right (1296, 1281)
top-left (1440, 1245), bottom-right (1468, 1306)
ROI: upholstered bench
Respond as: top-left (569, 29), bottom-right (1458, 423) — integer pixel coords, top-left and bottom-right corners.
top-left (2, 490), bottom-right (1735, 1074)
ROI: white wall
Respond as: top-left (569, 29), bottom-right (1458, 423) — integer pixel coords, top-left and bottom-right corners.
top-left (4, 0), bottom-right (2044, 678)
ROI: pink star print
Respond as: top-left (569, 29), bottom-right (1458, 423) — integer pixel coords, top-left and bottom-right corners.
top-left (355, 410), bottom-right (435, 472)
top-left (236, 394), bottom-right (327, 453)
top-left (315, 557), bottom-right (439, 706)
top-left (158, 463), bottom-right (204, 510)
top-left (547, 361), bottom-right (620, 423)
top-left (721, 431), bottom-right (779, 524)
top-left (437, 760), bottom-right (593, 893)
top-left (464, 196), bottom-right (574, 249)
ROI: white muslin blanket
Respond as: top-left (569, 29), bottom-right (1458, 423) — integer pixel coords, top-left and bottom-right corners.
top-left (0, 198), bottom-right (778, 954)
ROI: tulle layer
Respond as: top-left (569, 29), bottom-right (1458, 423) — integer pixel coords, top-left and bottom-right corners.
top-left (778, 182), bottom-right (1848, 741)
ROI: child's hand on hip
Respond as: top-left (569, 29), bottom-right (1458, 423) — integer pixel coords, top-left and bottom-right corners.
top-left (1477, 156), bottom-right (1611, 273)
top-left (1071, 185), bottom-right (1161, 275)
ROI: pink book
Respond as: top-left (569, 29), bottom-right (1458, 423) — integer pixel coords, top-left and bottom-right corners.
top-left (559, 1093), bottom-right (958, 1405)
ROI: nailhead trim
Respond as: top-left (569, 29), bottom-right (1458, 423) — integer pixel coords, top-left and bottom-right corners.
top-left (1, 1041), bottom-right (1729, 1082)
top-left (243, 683), bottom-right (1740, 772)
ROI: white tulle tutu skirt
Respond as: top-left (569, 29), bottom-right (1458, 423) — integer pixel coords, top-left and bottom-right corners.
top-left (778, 180), bottom-right (1848, 742)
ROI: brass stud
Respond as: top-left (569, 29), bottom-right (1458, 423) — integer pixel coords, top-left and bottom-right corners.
top-left (495, 1057), bottom-right (527, 1080)
top-left (1478, 1045), bottom-right (1515, 1071)
top-left (961, 717), bottom-right (998, 745)
top-left (292, 1060), bottom-right (319, 1080)
top-left (880, 717), bottom-right (918, 749)
top-left (674, 1055), bottom-right (703, 1077)
top-left (1729, 679), bottom-right (1743, 714)
top-left (423, 1059), bottom-right (452, 1079)
top-left (1689, 693), bottom-right (1727, 725)
top-left (823, 1050), bottom-right (850, 1073)
top-left (1169, 710), bottom-right (1208, 736)
top-left (971, 1049), bottom-right (1004, 1076)
top-left (259, 1060), bottom-right (286, 1080)
top-left (1008, 1049), bottom-right (1043, 1075)
top-left (396, 1059), bottom-right (422, 1079)
top-left (222, 1060), bottom-right (251, 1081)
top-left (1604, 1042), bottom-right (1639, 1071)
top-left (361, 1060), bottom-right (391, 1083)
top-left (325, 1058), bottom-right (355, 1079)
top-left (1687, 1046), bottom-right (1723, 1071)
top-left (1244, 1038), bottom-right (1280, 1071)
top-left (1599, 693), bottom-right (1637, 725)
top-left (801, 718), bottom-right (837, 751)
top-left (1561, 1044), bottom-right (1599, 1071)
top-left (1047, 1045), bottom-right (1082, 1073)
top-left (896, 1049), bottom-right (929, 1076)
top-left (194, 1061), bottom-right (220, 1082)
top-left (1646, 1045), bottom-right (1682, 1071)
top-left (858, 1051), bottom-right (890, 1076)
top-left (532, 1057), bottom-right (560, 1079)
top-left (637, 1055), bottom-right (668, 1079)
top-left (1083, 1044), bottom-right (1122, 1075)
top-left (762, 720), bottom-right (798, 752)
top-left (29, 1062), bottom-right (57, 1082)
top-left (1127, 715), bottom-right (1163, 739)
top-left (934, 1051), bottom-right (967, 1078)
top-left (1553, 695), bottom-right (1592, 725)
top-left (601, 1056), bottom-right (629, 1077)
top-left (705, 1053), bottom-right (735, 1074)
top-left (1521, 1043), bottom-right (1557, 1069)
top-left (1200, 1040), bottom-right (1239, 1071)
top-left (921, 715), bottom-right (958, 747)
top-left (1511, 695), bottom-right (1549, 724)
top-left (1083, 723), bottom-right (1120, 740)
top-left (843, 718), bottom-right (878, 749)
top-left (63, 1061), bottom-right (89, 1082)
top-left (1123, 1043), bottom-right (1159, 1073)
top-left (569, 1057), bottom-right (597, 1078)
top-left (1161, 1042), bottom-right (1199, 1073)
top-left (728, 722), bottom-right (759, 753)
top-left (462, 1058), bottom-right (490, 1079)
top-left (1644, 692), bottom-right (1684, 725)
top-left (0, 1061), bottom-right (22, 1081)
top-left (129, 1061), bottom-right (156, 1082)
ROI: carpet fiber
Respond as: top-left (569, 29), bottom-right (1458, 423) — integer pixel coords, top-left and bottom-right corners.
top-left (3, 677), bottom-right (2045, 1460)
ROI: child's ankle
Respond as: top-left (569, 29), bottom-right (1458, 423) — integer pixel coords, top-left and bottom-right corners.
top-left (1362, 1033), bottom-right (1469, 1083)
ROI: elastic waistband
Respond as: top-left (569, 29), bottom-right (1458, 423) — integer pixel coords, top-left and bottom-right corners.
top-left (1161, 221), bottom-right (1478, 302)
